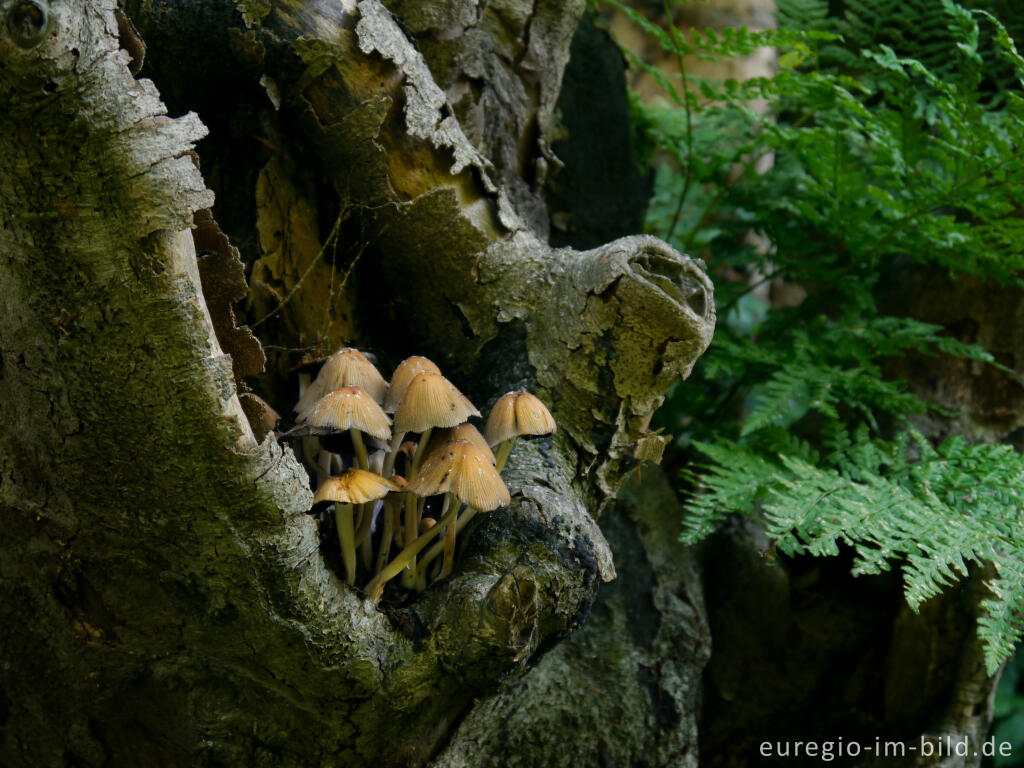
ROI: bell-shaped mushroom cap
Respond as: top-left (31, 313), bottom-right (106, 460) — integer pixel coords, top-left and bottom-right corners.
top-left (299, 386), bottom-right (392, 441)
top-left (393, 372), bottom-right (480, 434)
top-left (314, 469), bottom-right (400, 505)
top-left (434, 423), bottom-right (496, 465)
top-left (408, 440), bottom-right (510, 511)
top-left (384, 356), bottom-right (442, 413)
top-left (295, 347), bottom-right (388, 414)
top-left (484, 391), bottom-right (557, 446)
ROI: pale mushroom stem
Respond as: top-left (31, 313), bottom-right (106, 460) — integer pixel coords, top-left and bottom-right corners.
top-left (381, 430), bottom-right (406, 478)
top-left (400, 489), bottom-right (421, 588)
top-left (339, 432), bottom-right (370, 575)
top-left (414, 494), bottom-right (458, 591)
top-left (400, 493), bottom-right (419, 589)
top-left (399, 428), bottom-right (433, 589)
top-left (438, 516), bottom-right (458, 580)
top-left (354, 503), bottom-right (372, 542)
top-left (494, 438), bottom-right (516, 473)
top-left (355, 501), bottom-right (376, 573)
top-left (303, 437), bottom-right (323, 481)
top-left (416, 495), bottom-right (427, 525)
top-left (375, 496), bottom-right (399, 575)
top-left (335, 502), bottom-right (357, 586)
top-left (409, 427), bottom-right (433, 477)
top-left (416, 501), bottom-right (469, 581)
top-left (350, 428), bottom-right (369, 471)
top-left (317, 448), bottom-right (333, 484)
top-left (367, 495), bottom-right (453, 603)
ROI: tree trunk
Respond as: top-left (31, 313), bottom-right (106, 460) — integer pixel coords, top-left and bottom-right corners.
top-left (1, 1), bottom-right (1007, 766)
top-left (0, 1), bottom-right (714, 766)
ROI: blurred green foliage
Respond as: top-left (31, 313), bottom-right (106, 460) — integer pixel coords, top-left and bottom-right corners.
top-left (600, 0), bottom-right (1024, 675)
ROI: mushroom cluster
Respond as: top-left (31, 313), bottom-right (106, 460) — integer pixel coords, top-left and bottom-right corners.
top-left (287, 348), bottom-right (555, 603)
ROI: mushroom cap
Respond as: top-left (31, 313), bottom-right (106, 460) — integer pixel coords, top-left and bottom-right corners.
top-left (295, 347), bottom-right (388, 414)
top-left (408, 440), bottom-right (510, 511)
top-left (314, 469), bottom-right (400, 505)
top-left (299, 386), bottom-right (392, 441)
top-left (393, 372), bottom-right (480, 434)
top-left (434, 423), bottom-right (496, 465)
top-left (384, 356), bottom-right (442, 413)
top-left (484, 391), bottom-right (556, 446)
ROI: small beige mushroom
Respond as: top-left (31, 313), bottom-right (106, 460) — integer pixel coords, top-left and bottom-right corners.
top-left (409, 440), bottom-right (510, 512)
top-left (383, 356), bottom-right (442, 413)
top-left (384, 372), bottom-right (480, 579)
top-left (484, 391), bottom-right (556, 471)
top-left (299, 385), bottom-right (391, 470)
top-left (315, 470), bottom-right (399, 586)
top-left (365, 441), bottom-right (510, 601)
top-left (383, 371), bottom-right (478, 480)
top-left (431, 423), bottom-right (496, 465)
top-left (394, 372), bottom-right (480, 435)
top-left (295, 347), bottom-right (388, 415)
top-left (412, 435), bottom-right (508, 584)
top-left (390, 372), bottom-right (480, 477)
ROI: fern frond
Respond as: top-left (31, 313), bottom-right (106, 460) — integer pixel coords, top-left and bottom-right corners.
top-left (980, 557), bottom-right (1024, 673)
top-left (681, 441), bottom-right (780, 544)
top-left (615, 0), bottom-right (1024, 672)
top-left (693, 431), bottom-right (1024, 672)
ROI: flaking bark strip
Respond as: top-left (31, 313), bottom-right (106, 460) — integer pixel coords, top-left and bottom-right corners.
top-left (356, 0), bottom-right (495, 183)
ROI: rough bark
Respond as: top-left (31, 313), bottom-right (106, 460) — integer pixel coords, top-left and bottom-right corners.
top-left (0, 2), bottom-right (714, 766)
top-left (433, 468), bottom-right (710, 768)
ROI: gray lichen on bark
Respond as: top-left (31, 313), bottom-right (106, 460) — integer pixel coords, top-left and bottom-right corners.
top-left (352, 0), bottom-right (525, 232)
top-left (356, 0), bottom-right (491, 179)
top-left (473, 232), bottom-right (713, 500)
top-left (382, 0), bottom-right (587, 237)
